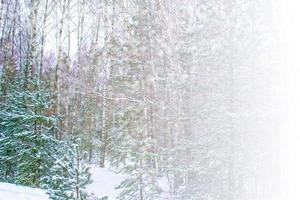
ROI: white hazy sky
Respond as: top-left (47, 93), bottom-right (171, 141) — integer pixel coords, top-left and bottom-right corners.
top-left (272, 0), bottom-right (300, 199)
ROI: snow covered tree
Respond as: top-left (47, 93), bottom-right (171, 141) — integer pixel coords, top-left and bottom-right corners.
top-left (43, 138), bottom-right (91, 200)
top-left (0, 78), bottom-right (90, 200)
top-left (0, 79), bottom-right (58, 186)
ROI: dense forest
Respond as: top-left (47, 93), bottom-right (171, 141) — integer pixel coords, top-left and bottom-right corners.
top-left (0, 0), bottom-right (293, 200)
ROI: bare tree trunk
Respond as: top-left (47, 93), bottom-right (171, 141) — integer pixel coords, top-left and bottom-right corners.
top-left (71, 0), bottom-right (85, 137)
top-left (139, 159), bottom-right (144, 200)
top-left (0, 0), bottom-right (4, 31)
top-left (76, 146), bottom-right (81, 200)
top-left (65, 0), bottom-right (72, 134)
top-left (39, 0), bottom-right (49, 84)
top-left (100, 83), bottom-right (108, 168)
top-left (26, 0), bottom-right (38, 82)
top-left (54, 0), bottom-right (66, 139)
top-left (0, 1), bottom-right (19, 97)
top-left (99, 0), bottom-right (115, 168)
top-left (1, 1), bottom-right (7, 101)
top-left (0, 0), bottom-right (10, 47)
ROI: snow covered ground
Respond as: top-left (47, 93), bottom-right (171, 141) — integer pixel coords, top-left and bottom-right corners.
top-left (86, 165), bottom-right (171, 200)
top-left (0, 166), bottom-right (168, 200)
top-left (86, 166), bottom-right (127, 200)
top-left (0, 182), bottom-right (49, 200)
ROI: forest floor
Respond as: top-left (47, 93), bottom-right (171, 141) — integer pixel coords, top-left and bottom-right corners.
top-left (0, 182), bottom-right (49, 200)
top-left (86, 165), bottom-right (171, 200)
top-left (0, 166), bottom-right (124, 200)
top-left (0, 165), bottom-right (169, 200)
top-left (86, 165), bottom-right (127, 199)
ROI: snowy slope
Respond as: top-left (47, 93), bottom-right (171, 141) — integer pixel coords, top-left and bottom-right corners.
top-left (0, 182), bottom-right (49, 200)
top-left (86, 165), bottom-right (171, 200)
top-left (86, 166), bottom-right (127, 200)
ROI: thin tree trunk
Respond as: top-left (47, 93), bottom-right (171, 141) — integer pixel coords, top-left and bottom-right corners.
top-left (76, 147), bottom-right (81, 200)
top-left (39, 0), bottom-right (49, 84)
top-left (139, 159), bottom-right (144, 200)
top-left (55, 0), bottom-right (66, 139)
top-left (99, 0), bottom-right (115, 168)
top-left (100, 84), bottom-right (108, 168)
top-left (0, 0), bottom-right (11, 47)
top-left (0, 0), bottom-right (3, 27)
top-left (26, 0), bottom-right (38, 81)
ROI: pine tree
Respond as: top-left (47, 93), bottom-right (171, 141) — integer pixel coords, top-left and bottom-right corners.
top-left (0, 78), bottom-right (91, 200)
top-left (0, 79), bottom-right (58, 186)
top-left (42, 138), bottom-right (91, 200)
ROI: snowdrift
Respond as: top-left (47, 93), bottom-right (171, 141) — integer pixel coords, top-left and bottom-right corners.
top-left (0, 182), bottom-right (49, 200)
top-left (86, 166), bottom-right (127, 200)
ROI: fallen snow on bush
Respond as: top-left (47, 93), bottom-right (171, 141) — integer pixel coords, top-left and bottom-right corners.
top-left (0, 182), bottom-right (49, 200)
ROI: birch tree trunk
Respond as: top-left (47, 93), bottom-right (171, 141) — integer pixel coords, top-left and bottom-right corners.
top-left (54, 0), bottom-right (66, 139)
top-left (24, 0), bottom-right (38, 88)
top-left (39, 0), bottom-right (49, 83)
